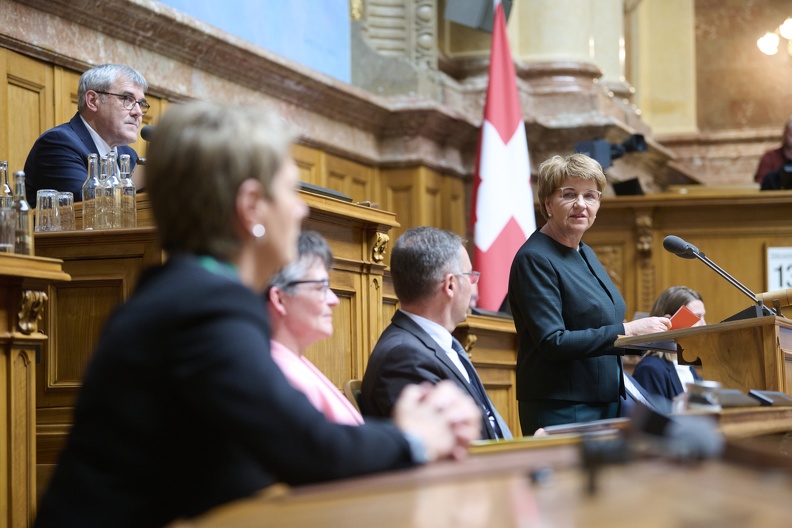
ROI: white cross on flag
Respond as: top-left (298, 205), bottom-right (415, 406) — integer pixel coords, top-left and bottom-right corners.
top-left (470, 0), bottom-right (535, 311)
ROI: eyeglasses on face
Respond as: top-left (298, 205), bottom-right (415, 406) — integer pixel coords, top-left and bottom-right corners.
top-left (458, 271), bottom-right (481, 285)
top-left (95, 91), bottom-right (151, 115)
top-left (556, 187), bottom-right (601, 205)
top-left (285, 279), bottom-right (331, 300)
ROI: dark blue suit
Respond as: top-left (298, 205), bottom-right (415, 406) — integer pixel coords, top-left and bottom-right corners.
top-left (632, 353), bottom-right (701, 401)
top-left (509, 230), bottom-right (627, 433)
top-left (23, 113), bottom-right (138, 203)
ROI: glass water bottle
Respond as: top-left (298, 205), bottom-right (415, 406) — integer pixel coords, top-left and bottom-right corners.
top-left (119, 154), bottom-right (137, 228)
top-left (82, 153), bottom-right (100, 230)
top-left (11, 171), bottom-right (33, 255)
top-left (0, 161), bottom-right (12, 208)
top-left (103, 152), bottom-right (122, 229)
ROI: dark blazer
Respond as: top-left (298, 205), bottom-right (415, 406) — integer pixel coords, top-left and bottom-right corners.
top-left (621, 372), bottom-right (672, 416)
top-left (23, 113), bottom-right (138, 203)
top-left (35, 256), bottom-right (415, 528)
top-left (632, 353), bottom-right (701, 401)
top-left (360, 310), bottom-right (511, 440)
top-left (508, 230), bottom-right (627, 404)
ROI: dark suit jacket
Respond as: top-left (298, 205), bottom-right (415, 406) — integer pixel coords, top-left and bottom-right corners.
top-left (35, 256), bottom-right (415, 528)
top-left (632, 354), bottom-right (701, 401)
top-left (620, 372), bottom-right (672, 416)
top-left (23, 113), bottom-right (138, 203)
top-left (508, 230), bottom-right (627, 404)
top-left (360, 310), bottom-right (511, 440)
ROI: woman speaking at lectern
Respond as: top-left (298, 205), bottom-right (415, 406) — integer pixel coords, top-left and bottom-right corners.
top-left (508, 154), bottom-right (671, 434)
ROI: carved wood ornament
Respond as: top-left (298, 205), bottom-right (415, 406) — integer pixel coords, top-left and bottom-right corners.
top-left (18, 290), bottom-right (47, 335)
top-left (372, 232), bottom-right (389, 263)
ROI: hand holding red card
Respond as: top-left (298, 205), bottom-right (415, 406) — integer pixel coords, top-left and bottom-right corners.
top-left (670, 304), bottom-right (702, 330)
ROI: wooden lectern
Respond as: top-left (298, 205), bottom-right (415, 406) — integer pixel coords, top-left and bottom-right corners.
top-left (616, 315), bottom-right (792, 395)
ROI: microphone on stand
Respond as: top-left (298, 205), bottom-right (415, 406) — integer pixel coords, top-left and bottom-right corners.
top-left (662, 235), bottom-right (782, 321)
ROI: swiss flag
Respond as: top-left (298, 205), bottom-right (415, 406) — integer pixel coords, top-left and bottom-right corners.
top-left (470, 0), bottom-right (535, 311)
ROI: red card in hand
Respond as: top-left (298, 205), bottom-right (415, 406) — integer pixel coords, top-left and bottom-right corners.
top-left (670, 304), bottom-right (701, 330)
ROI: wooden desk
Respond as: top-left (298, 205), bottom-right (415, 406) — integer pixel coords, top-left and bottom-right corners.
top-left (0, 254), bottom-right (69, 528)
top-left (174, 436), bottom-right (792, 528)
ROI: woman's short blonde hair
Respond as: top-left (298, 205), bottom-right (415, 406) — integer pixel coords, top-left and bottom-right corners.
top-left (147, 101), bottom-right (295, 260)
top-left (536, 154), bottom-right (606, 219)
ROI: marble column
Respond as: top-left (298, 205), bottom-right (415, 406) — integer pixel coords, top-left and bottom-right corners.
top-left (591, 0), bottom-right (633, 101)
top-left (511, 0), bottom-right (603, 118)
top-left (628, 0), bottom-right (697, 135)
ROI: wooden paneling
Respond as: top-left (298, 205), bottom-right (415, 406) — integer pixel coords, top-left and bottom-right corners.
top-left (325, 154), bottom-right (378, 203)
top-left (0, 49), bottom-right (53, 174)
top-left (379, 166), bottom-right (467, 242)
top-left (441, 174), bottom-right (467, 236)
top-left (292, 143), bottom-right (324, 187)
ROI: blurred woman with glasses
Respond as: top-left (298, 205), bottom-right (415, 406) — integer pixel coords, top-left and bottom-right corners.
top-left (508, 153), bottom-right (671, 434)
top-left (267, 230), bottom-right (364, 425)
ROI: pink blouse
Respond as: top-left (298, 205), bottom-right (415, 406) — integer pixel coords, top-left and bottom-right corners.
top-left (270, 340), bottom-right (364, 426)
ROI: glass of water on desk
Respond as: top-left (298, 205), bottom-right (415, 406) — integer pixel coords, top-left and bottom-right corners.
top-left (35, 189), bottom-right (60, 232)
top-left (58, 191), bottom-right (75, 231)
top-left (0, 208), bottom-right (16, 253)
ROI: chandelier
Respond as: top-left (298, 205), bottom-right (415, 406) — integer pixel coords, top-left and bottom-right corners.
top-left (757, 17), bottom-right (792, 56)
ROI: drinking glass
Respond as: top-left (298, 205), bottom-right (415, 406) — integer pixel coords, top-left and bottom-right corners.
top-left (57, 191), bottom-right (75, 231)
top-left (35, 189), bottom-right (60, 232)
top-left (0, 208), bottom-right (16, 253)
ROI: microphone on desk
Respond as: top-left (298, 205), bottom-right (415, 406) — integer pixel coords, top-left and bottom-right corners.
top-left (662, 235), bottom-right (782, 320)
top-left (140, 125), bottom-right (155, 141)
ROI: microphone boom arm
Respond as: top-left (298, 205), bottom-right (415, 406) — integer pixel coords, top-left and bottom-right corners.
top-left (693, 252), bottom-right (779, 317)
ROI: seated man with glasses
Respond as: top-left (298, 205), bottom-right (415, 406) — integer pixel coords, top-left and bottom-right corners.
top-left (24, 63), bottom-right (149, 203)
top-left (266, 230), bottom-right (364, 426)
top-left (360, 226), bottom-right (512, 440)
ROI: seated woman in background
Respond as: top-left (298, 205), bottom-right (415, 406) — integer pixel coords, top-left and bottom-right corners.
top-left (267, 230), bottom-right (364, 425)
top-left (632, 286), bottom-right (707, 401)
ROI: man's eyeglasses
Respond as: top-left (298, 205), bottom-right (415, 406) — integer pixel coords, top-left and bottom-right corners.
top-left (458, 271), bottom-right (481, 285)
top-left (556, 187), bottom-right (602, 206)
top-left (285, 279), bottom-right (331, 300)
top-left (95, 91), bottom-right (151, 115)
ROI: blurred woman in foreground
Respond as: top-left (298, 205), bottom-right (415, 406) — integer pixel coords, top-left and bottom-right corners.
top-left (35, 101), bottom-right (480, 527)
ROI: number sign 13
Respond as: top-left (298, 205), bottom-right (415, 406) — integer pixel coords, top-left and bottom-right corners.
top-left (767, 247), bottom-right (792, 291)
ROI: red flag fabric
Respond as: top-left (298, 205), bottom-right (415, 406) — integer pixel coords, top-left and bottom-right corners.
top-left (470, 0), bottom-right (535, 311)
